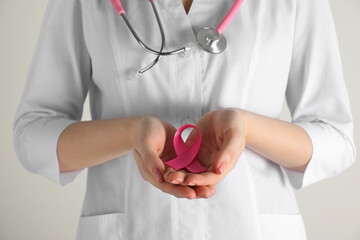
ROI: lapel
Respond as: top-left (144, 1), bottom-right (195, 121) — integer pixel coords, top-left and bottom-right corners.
top-left (155, 0), bottom-right (215, 49)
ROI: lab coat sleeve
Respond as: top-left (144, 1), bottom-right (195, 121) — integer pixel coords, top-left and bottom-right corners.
top-left (283, 0), bottom-right (356, 189)
top-left (12, 0), bottom-right (91, 186)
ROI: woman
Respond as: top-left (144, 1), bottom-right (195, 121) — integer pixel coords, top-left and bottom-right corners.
top-left (13, 0), bottom-right (356, 239)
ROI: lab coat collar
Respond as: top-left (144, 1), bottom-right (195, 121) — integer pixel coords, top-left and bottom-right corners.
top-left (155, 0), bottom-right (214, 50)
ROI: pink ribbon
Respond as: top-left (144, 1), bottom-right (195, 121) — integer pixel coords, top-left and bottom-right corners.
top-left (165, 124), bottom-right (207, 173)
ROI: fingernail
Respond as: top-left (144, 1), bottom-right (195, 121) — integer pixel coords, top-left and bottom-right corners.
top-left (153, 168), bottom-right (163, 183)
top-left (186, 181), bottom-right (195, 186)
top-left (170, 179), bottom-right (179, 184)
top-left (200, 194), bottom-right (208, 198)
top-left (218, 161), bottom-right (227, 174)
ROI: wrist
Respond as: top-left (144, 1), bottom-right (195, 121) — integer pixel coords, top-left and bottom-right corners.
top-left (238, 109), bottom-right (252, 146)
top-left (128, 116), bottom-right (146, 150)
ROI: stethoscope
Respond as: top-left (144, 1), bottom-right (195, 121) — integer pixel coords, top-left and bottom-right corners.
top-left (111, 0), bottom-right (245, 76)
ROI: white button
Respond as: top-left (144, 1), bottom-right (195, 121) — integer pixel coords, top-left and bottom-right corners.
top-left (179, 50), bottom-right (190, 59)
top-left (179, 42), bottom-right (197, 58)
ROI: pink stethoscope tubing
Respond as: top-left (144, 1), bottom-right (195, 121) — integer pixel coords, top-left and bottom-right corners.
top-left (216, 0), bottom-right (245, 34)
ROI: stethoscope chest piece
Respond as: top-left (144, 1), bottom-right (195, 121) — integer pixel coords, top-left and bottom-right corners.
top-left (196, 27), bottom-right (227, 54)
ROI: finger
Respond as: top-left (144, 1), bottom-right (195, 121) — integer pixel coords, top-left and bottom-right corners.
top-left (133, 150), bottom-right (153, 183)
top-left (164, 167), bottom-right (192, 185)
top-left (163, 167), bottom-right (181, 184)
top-left (163, 167), bottom-right (175, 182)
top-left (153, 179), bottom-right (197, 199)
top-left (140, 147), bottom-right (167, 183)
top-left (193, 185), bottom-right (216, 199)
top-left (185, 171), bottom-right (224, 186)
top-left (164, 167), bottom-right (185, 184)
top-left (215, 129), bottom-right (244, 174)
top-left (135, 150), bottom-right (197, 199)
top-left (149, 168), bottom-right (197, 199)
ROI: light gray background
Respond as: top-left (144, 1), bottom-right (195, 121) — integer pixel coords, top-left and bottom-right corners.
top-left (0, 0), bottom-right (359, 239)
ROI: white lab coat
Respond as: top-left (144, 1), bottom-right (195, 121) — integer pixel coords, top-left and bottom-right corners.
top-left (13, 0), bottom-right (356, 239)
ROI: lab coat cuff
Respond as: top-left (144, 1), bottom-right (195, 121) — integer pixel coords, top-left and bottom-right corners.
top-left (25, 118), bottom-right (82, 187)
top-left (282, 121), bottom-right (350, 189)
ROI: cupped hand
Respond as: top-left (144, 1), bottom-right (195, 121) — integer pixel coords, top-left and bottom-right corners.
top-left (164, 108), bottom-right (246, 186)
top-left (132, 116), bottom-right (216, 199)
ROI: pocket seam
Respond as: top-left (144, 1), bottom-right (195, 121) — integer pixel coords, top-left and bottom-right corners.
top-left (77, 213), bottom-right (125, 240)
top-left (79, 212), bottom-right (125, 222)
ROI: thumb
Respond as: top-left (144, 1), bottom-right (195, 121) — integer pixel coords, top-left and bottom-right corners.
top-left (215, 129), bottom-right (244, 174)
top-left (142, 148), bottom-right (166, 183)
